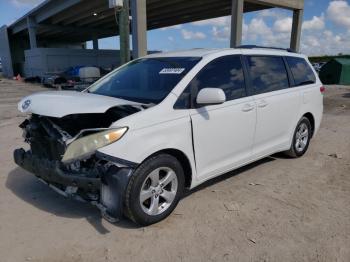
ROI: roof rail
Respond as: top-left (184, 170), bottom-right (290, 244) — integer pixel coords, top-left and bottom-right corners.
top-left (237, 45), bottom-right (296, 53)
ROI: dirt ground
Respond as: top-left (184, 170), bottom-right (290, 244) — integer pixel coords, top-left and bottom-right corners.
top-left (0, 78), bottom-right (349, 262)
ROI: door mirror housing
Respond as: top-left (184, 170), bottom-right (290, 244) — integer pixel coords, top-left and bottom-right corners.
top-left (196, 88), bottom-right (226, 106)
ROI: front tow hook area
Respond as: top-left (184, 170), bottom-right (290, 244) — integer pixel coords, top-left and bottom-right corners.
top-left (13, 148), bottom-right (135, 223)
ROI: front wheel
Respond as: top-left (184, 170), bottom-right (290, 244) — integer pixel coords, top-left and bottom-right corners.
top-left (125, 154), bottom-right (185, 226)
top-left (284, 117), bottom-right (312, 158)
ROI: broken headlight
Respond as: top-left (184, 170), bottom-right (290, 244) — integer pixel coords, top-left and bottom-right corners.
top-left (62, 127), bottom-right (128, 163)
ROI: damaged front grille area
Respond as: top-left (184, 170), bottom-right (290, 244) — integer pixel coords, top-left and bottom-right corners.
top-left (17, 115), bottom-right (108, 192)
top-left (14, 106), bottom-right (143, 221)
top-left (19, 105), bottom-right (142, 161)
top-left (18, 112), bottom-right (131, 176)
top-left (20, 115), bottom-right (67, 161)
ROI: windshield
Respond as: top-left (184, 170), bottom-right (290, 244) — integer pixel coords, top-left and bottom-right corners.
top-left (88, 57), bottom-right (201, 104)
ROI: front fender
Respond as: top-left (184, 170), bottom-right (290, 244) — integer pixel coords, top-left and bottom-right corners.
top-left (97, 115), bottom-right (197, 183)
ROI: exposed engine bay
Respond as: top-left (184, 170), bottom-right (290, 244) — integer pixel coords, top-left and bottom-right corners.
top-left (20, 105), bottom-right (143, 161)
top-left (14, 105), bottom-right (144, 222)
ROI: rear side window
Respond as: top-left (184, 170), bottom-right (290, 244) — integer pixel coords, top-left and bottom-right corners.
top-left (188, 55), bottom-right (246, 102)
top-left (246, 56), bottom-right (289, 94)
top-left (286, 57), bottom-right (316, 86)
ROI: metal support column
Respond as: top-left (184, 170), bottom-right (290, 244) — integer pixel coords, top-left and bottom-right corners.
top-left (92, 34), bottom-right (99, 50)
top-left (0, 26), bottom-right (14, 77)
top-left (131, 0), bottom-right (147, 58)
top-left (230, 0), bottom-right (244, 48)
top-left (27, 16), bottom-right (37, 49)
top-left (119, 0), bottom-right (131, 64)
top-left (290, 9), bottom-right (303, 52)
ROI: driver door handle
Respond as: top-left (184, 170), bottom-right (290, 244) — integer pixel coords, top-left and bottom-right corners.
top-left (242, 103), bottom-right (255, 112)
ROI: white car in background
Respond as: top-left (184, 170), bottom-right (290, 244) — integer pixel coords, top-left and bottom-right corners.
top-left (14, 47), bottom-right (324, 225)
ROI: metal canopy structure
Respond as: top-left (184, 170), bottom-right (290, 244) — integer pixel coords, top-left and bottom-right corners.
top-left (0, 0), bottom-right (304, 78)
top-left (8, 0), bottom-right (303, 43)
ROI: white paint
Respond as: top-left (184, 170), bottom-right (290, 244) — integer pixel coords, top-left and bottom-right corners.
top-left (18, 90), bottom-right (142, 118)
top-left (100, 48), bottom-right (323, 188)
top-left (196, 88), bottom-right (226, 105)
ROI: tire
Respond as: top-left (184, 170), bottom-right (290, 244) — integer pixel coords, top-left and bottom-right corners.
top-left (284, 117), bottom-right (312, 158)
top-left (125, 154), bottom-right (185, 226)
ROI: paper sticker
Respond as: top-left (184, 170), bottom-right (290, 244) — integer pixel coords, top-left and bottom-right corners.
top-left (159, 68), bottom-right (185, 74)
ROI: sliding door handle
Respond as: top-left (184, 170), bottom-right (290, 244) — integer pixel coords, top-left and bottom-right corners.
top-left (257, 100), bottom-right (268, 108)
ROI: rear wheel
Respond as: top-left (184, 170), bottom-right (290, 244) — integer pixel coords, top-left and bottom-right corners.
top-left (125, 154), bottom-right (184, 226)
top-left (284, 117), bottom-right (312, 158)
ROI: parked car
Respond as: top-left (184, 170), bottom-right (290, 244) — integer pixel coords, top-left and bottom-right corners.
top-left (312, 62), bottom-right (327, 73)
top-left (42, 66), bottom-right (83, 88)
top-left (312, 63), bottom-right (320, 72)
top-left (14, 47), bottom-right (324, 225)
top-left (42, 66), bottom-right (110, 90)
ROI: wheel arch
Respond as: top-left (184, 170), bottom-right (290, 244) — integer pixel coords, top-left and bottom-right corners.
top-left (302, 112), bottom-right (315, 137)
top-left (143, 148), bottom-right (193, 188)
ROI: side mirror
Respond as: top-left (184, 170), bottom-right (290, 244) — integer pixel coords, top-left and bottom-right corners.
top-left (196, 88), bottom-right (226, 106)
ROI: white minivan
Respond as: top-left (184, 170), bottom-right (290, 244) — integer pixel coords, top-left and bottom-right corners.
top-left (15, 47), bottom-right (323, 225)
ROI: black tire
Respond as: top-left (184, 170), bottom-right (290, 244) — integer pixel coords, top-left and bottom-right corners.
top-left (125, 154), bottom-right (185, 226)
top-left (284, 117), bottom-right (312, 158)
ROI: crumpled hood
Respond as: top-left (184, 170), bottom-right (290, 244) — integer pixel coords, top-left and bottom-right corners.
top-left (18, 91), bottom-right (142, 118)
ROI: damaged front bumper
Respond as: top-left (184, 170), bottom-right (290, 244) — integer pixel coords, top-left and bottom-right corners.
top-left (13, 148), bottom-right (135, 222)
top-left (14, 148), bottom-right (101, 191)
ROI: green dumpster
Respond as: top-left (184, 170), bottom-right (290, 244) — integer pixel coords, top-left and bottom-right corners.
top-left (319, 58), bottom-right (350, 85)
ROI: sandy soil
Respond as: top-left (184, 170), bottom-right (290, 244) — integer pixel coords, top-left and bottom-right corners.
top-left (0, 78), bottom-right (349, 262)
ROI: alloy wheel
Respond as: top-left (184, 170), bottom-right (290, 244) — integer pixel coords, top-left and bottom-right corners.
top-left (295, 122), bottom-right (309, 153)
top-left (139, 167), bottom-right (178, 216)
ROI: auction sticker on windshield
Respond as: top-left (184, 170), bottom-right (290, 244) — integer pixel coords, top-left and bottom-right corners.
top-left (159, 68), bottom-right (185, 74)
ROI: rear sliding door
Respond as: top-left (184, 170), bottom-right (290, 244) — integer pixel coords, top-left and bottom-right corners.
top-left (243, 54), bottom-right (301, 157)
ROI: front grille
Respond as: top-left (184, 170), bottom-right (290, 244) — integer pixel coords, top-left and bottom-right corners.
top-left (22, 116), bottom-right (66, 161)
top-left (30, 134), bottom-right (65, 161)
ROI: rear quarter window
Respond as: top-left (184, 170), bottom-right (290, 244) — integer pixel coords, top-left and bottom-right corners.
top-left (246, 56), bottom-right (289, 94)
top-left (286, 57), bottom-right (316, 86)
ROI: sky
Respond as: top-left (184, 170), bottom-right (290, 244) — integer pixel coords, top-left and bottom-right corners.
top-left (1, 0), bottom-right (350, 56)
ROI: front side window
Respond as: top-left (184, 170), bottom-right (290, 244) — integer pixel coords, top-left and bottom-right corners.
top-left (88, 57), bottom-right (201, 104)
top-left (188, 55), bottom-right (246, 103)
top-left (286, 56), bottom-right (316, 86)
top-left (246, 56), bottom-right (289, 94)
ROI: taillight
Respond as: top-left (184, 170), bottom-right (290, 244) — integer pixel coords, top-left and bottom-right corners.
top-left (320, 86), bottom-right (325, 94)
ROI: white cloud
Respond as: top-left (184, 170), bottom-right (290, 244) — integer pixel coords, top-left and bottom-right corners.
top-left (302, 14), bottom-right (325, 31)
top-left (161, 24), bottom-right (182, 31)
top-left (258, 9), bottom-right (284, 19)
top-left (327, 0), bottom-right (350, 29)
top-left (212, 26), bottom-right (230, 41)
top-left (192, 16), bottom-right (230, 27)
top-left (168, 36), bottom-right (174, 42)
top-left (181, 29), bottom-right (206, 40)
top-left (273, 17), bottom-right (292, 33)
top-left (162, 2), bottom-right (350, 56)
top-left (246, 18), bottom-right (273, 40)
top-left (207, 8), bottom-right (350, 55)
top-left (301, 29), bottom-right (350, 55)
top-left (11, 0), bottom-right (42, 7)
top-left (304, 35), bottom-right (321, 47)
